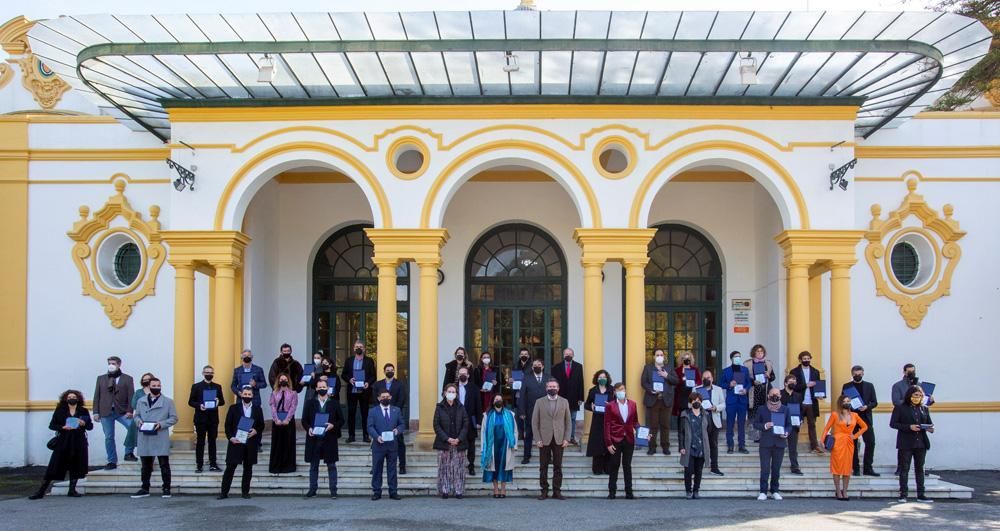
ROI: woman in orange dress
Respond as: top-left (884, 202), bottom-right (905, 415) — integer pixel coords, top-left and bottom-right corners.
top-left (822, 394), bottom-right (869, 501)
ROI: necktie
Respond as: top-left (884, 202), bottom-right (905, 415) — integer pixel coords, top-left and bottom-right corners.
top-left (565, 363), bottom-right (571, 378)
top-left (384, 408), bottom-right (389, 424)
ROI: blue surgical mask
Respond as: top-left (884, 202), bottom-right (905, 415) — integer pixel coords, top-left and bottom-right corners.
top-left (733, 357), bottom-right (742, 365)
top-left (615, 391), bottom-right (626, 400)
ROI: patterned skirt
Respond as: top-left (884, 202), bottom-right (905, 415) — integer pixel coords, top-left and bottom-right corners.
top-left (437, 447), bottom-right (467, 495)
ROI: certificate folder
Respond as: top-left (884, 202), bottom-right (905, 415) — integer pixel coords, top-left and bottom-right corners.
top-left (236, 416), bottom-right (254, 443)
top-left (313, 413), bottom-right (329, 436)
top-left (635, 426), bottom-right (650, 447)
top-left (752, 362), bottom-right (767, 384)
top-left (683, 368), bottom-right (697, 387)
top-left (202, 389), bottom-right (218, 409)
top-left (843, 386), bottom-right (864, 410)
top-left (238, 371), bottom-right (253, 387)
top-left (787, 403), bottom-right (801, 427)
top-left (594, 394), bottom-right (608, 413)
top-left (813, 380), bottom-right (827, 399)
top-left (65, 417), bottom-right (81, 429)
top-left (771, 412), bottom-right (786, 436)
top-left (512, 370), bottom-right (524, 391)
top-left (353, 370), bottom-right (366, 388)
top-left (652, 372), bottom-right (665, 393)
top-left (301, 364), bottom-right (315, 383)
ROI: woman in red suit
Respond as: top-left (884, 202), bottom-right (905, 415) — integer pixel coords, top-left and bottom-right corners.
top-left (822, 394), bottom-right (869, 501)
top-left (603, 382), bottom-right (639, 499)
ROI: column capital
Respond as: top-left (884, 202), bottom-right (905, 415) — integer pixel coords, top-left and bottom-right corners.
top-left (162, 230), bottom-right (250, 269)
top-left (574, 228), bottom-right (656, 264)
top-left (775, 229), bottom-right (865, 269)
top-left (366, 228), bottom-right (448, 264)
top-left (372, 256), bottom-right (401, 269)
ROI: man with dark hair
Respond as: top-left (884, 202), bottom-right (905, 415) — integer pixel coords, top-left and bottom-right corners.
top-left (518, 357), bottom-right (548, 464)
top-left (512, 347), bottom-right (533, 446)
top-left (605, 382), bottom-right (639, 499)
top-left (93, 355), bottom-right (136, 469)
top-left (456, 365), bottom-right (481, 474)
top-left (532, 378), bottom-right (572, 500)
top-left (189, 365), bottom-right (225, 472)
top-left (368, 389), bottom-right (405, 501)
top-left (268, 343), bottom-right (304, 392)
top-left (843, 365), bottom-right (879, 476)
top-left (551, 348), bottom-right (584, 445)
top-left (789, 351), bottom-right (823, 454)
top-left (374, 362), bottom-right (408, 474)
top-left (219, 386), bottom-right (265, 499)
top-left (341, 340), bottom-right (376, 443)
top-left (640, 348), bottom-right (680, 455)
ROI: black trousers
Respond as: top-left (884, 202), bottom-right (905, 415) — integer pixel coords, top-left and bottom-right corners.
top-left (397, 432), bottom-right (407, 469)
top-left (140, 455), bottom-right (170, 491)
top-left (787, 427), bottom-right (801, 471)
top-left (607, 440), bottom-right (634, 495)
top-left (539, 440), bottom-right (564, 494)
top-left (466, 423), bottom-right (478, 468)
top-left (898, 448), bottom-right (927, 497)
top-left (194, 422), bottom-right (218, 468)
top-left (706, 421), bottom-right (720, 471)
top-left (853, 424), bottom-right (876, 472)
top-left (346, 392), bottom-right (370, 438)
top-left (221, 455), bottom-right (254, 495)
top-left (684, 455), bottom-right (705, 493)
top-left (758, 446), bottom-right (784, 494)
top-left (522, 407), bottom-right (535, 459)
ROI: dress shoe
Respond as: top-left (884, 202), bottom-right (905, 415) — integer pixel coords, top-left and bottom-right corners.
top-left (195, 467), bottom-right (203, 474)
top-left (711, 469), bottom-right (724, 476)
top-left (692, 491), bottom-right (700, 499)
top-left (241, 493), bottom-right (251, 499)
top-left (347, 437), bottom-right (356, 443)
top-left (216, 494), bottom-right (228, 500)
top-left (399, 467), bottom-right (407, 475)
top-left (371, 494), bottom-right (382, 501)
top-left (864, 470), bottom-right (881, 477)
top-left (209, 465), bottom-right (222, 472)
top-left (625, 493), bottom-right (635, 500)
top-left (521, 458), bottom-right (530, 464)
top-left (363, 436), bottom-right (371, 443)
top-left (738, 447), bottom-right (749, 454)
top-left (663, 449), bottom-right (671, 456)
top-left (467, 465), bottom-right (475, 475)
top-left (607, 493), bottom-right (616, 499)
top-left (552, 493), bottom-right (567, 500)
top-left (569, 439), bottom-right (578, 446)
top-left (455, 494), bottom-right (463, 499)
top-left (727, 447), bottom-right (734, 454)
top-left (791, 469), bottom-right (804, 475)
top-left (389, 494), bottom-right (402, 500)
top-left (67, 489), bottom-right (82, 498)
top-left (441, 493), bottom-right (449, 499)
top-left (646, 448), bottom-right (655, 456)
top-left (537, 493), bottom-right (548, 500)
top-left (130, 489), bottom-right (149, 499)
top-left (104, 463), bottom-right (117, 470)
top-left (304, 491), bottom-right (317, 498)
top-left (852, 470), bottom-right (861, 477)
top-left (123, 453), bottom-right (138, 462)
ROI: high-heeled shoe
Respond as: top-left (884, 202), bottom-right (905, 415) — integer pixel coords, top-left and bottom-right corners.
top-left (28, 481), bottom-right (50, 500)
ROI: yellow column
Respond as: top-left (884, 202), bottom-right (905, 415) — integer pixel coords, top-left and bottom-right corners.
top-left (829, 263), bottom-right (854, 397)
top-left (581, 259), bottom-right (604, 441)
top-left (416, 258), bottom-right (441, 446)
top-left (212, 263), bottom-right (237, 437)
top-left (374, 258), bottom-right (399, 373)
top-left (808, 271), bottom-right (824, 369)
top-left (624, 259), bottom-right (648, 422)
top-left (170, 262), bottom-right (196, 442)
top-left (0, 120), bottom-right (28, 408)
top-left (786, 262), bottom-right (811, 372)
top-left (234, 266), bottom-right (244, 362)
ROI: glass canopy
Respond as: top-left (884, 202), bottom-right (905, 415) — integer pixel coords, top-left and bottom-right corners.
top-left (26, 10), bottom-right (992, 141)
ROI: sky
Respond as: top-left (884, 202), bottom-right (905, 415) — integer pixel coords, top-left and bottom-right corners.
top-left (3, 0), bottom-right (935, 25)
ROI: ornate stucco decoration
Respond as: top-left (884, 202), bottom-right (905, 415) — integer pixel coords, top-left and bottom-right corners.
top-left (66, 178), bottom-right (166, 328)
top-left (0, 16), bottom-right (70, 108)
top-left (864, 178), bottom-right (965, 328)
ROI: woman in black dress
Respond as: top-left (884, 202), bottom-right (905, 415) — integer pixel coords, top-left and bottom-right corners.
top-left (584, 370), bottom-right (615, 474)
top-left (29, 389), bottom-right (94, 499)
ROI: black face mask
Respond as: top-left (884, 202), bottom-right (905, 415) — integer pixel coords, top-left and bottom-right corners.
top-left (66, 399), bottom-right (78, 406)
top-left (459, 375), bottom-right (468, 383)
top-left (906, 372), bottom-right (918, 383)
top-left (379, 398), bottom-right (391, 406)
top-left (203, 375), bottom-right (213, 382)
top-left (281, 352), bottom-right (291, 358)
top-left (354, 348), bottom-right (364, 356)
top-left (242, 356), bottom-right (252, 364)
top-left (317, 388), bottom-right (328, 396)
top-left (564, 355), bottom-right (572, 362)
top-left (494, 402), bottom-right (503, 409)
top-left (682, 359), bottom-right (691, 366)
top-left (703, 379), bottom-right (713, 387)
top-left (546, 389), bottom-right (558, 397)
top-left (456, 355), bottom-right (465, 361)
top-left (141, 380), bottom-right (150, 387)
top-left (842, 403), bottom-right (852, 410)
top-left (385, 371), bottom-right (395, 379)
top-left (853, 375), bottom-right (863, 382)
top-left (279, 381), bottom-right (289, 387)
top-left (787, 383), bottom-right (796, 390)
top-left (768, 395), bottom-right (780, 403)
top-left (691, 401), bottom-right (701, 410)
top-left (149, 388), bottom-right (162, 396)
top-left (520, 355), bottom-right (528, 361)
top-left (533, 367), bottom-right (543, 375)
top-left (242, 397), bottom-right (253, 404)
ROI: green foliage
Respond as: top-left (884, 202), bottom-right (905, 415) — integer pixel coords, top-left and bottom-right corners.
top-left (924, 0), bottom-right (999, 110)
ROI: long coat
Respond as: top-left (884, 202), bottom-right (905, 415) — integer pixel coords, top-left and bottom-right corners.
top-left (480, 408), bottom-right (518, 472)
top-left (679, 409), bottom-right (712, 468)
top-left (432, 400), bottom-right (469, 451)
top-left (302, 397), bottom-right (345, 463)
top-left (134, 395), bottom-right (178, 457)
top-left (224, 403), bottom-right (266, 465)
top-left (584, 385), bottom-right (614, 457)
top-left (44, 405), bottom-right (93, 481)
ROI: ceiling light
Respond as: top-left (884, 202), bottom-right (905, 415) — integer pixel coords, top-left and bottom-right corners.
top-left (739, 53), bottom-right (758, 85)
top-left (257, 54), bottom-right (276, 83)
top-left (503, 51), bottom-right (519, 73)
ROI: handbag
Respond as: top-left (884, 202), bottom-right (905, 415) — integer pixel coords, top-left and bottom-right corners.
top-left (46, 436), bottom-right (58, 450)
top-left (824, 434), bottom-right (835, 451)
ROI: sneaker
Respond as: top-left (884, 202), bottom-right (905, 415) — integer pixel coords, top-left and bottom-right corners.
top-left (898, 497), bottom-right (907, 503)
top-left (738, 447), bottom-right (750, 454)
top-left (711, 469), bottom-right (724, 476)
top-left (130, 489), bottom-right (150, 498)
top-left (727, 447), bottom-right (734, 454)
top-left (161, 490), bottom-right (171, 499)
top-left (195, 467), bottom-right (203, 474)
top-left (209, 465), bottom-right (222, 472)
top-left (791, 469), bottom-right (804, 475)
top-left (917, 496), bottom-right (934, 503)
top-left (757, 492), bottom-right (767, 501)
top-left (772, 492), bottom-right (783, 501)
top-left (104, 463), bottom-right (117, 471)
top-left (123, 453), bottom-right (138, 462)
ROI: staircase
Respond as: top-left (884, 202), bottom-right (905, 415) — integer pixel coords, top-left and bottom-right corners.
top-left (55, 438), bottom-right (973, 498)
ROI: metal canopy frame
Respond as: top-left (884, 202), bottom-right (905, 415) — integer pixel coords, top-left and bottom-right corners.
top-left (26, 10), bottom-right (992, 142)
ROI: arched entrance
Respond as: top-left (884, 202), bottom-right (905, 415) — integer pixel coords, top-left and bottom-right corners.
top-left (312, 224), bottom-right (411, 381)
top-left (644, 224), bottom-right (723, 375)
top-left (465, 223), bottom-right (568, 376)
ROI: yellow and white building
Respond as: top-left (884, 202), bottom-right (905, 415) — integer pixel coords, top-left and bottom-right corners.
top-left (0, 8), bottom-right (997, 469)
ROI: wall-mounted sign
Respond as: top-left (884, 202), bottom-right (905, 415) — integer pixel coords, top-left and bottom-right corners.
top-left (732, 298), bottom-right (752, 334)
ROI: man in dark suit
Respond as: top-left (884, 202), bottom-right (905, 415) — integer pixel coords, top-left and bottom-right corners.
top-left (640, 349), bottom-right (680, 455)
top-left (303, 379), bottom-right (345, 498)
top-left (92, 355), bottom-right (136, 468)
top-left (267, 343), bottom-right (305, 393)
top-left (789, 351), bottom-right (823, 454)
top-left (188, 364), bottom-right (225, 472)
top-left (219, 386), bottom-right (265, 499)
top-left (604, 382), bottom-right (639, 499)
top-left (367, 389), bottom-right (406, 500)
top-left (230, 349), bottom-right (267, 406)
top-left (512, 348), bottom-right (532, 441)
top-left (373, 362), bottom-right (408, 474)
top-left (779, 373), bottom-right (804, 475)
top-left (517, 357), bottom-right (548, 464)
top-left (551, 347), bottom-right (584, 445)
top-left (843, 365), bottom-right (879, 476)
top-left (456, 366), bottom-right (482, 473)
top-left (340, 340), bottom-right (377, 443)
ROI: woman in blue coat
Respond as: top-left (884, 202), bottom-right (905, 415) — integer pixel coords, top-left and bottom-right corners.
top-left (481, 395), bottom-right (518, 498)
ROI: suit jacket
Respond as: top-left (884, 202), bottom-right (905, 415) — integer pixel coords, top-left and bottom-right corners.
top-left (695, 384), bottom-right (726, 428)
top-left (679, 409), bottom-right (712, 468)
top-left (93, 372), bottom-right (135, 416)
top-left (603, 399), bottom-right (639, 445)
top-left (512, 358), bottom-right (532, 403)
top-left (432, 400), bottom-right (470, 451)
top-left (640, 363), bottom-right (680, 407)
top-left (842, 380), bottom-right (878, 423)
top-left (531, 395), bottom-right (572, 445)
top-left (224, 402), bottom-right (265, 465)
top-left (551, 360), bottom-right (584, 407)
top-left (720, 365), bottom-right (750, 410)
top-left (367, 404), bottom-right (406, 448)
top-left (457, 382), bottom-right (482, 429)
top-left (752, 405), bottom-right (792, 449)
top-left (134, 394), bottom-right (178, 457)
top-left (890, 403), bottom-right (932, 450)
top-left (374, 378), bottom-right (408, 417)
top-left (790, 364), bottom-right (822, 416)
top-left (891, 378), bottom-right (934, 407)
top-left (443, 359), bottom-right (474, 386)
top-left (517, 370), bottom-right (549, 413)
top-left (302, 397), bottom-right (344, 463)
top-left (340, 356), bottom-right (377, 397)
top-left (230, 365), bottom-right (267, 405)
top-left (189, 380), bottom-right (225, 426)
top-left (268, 356), bottom-right (305, 392)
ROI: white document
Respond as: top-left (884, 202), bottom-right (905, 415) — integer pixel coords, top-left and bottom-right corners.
top-left (300, 374), bottom-right (313, 384)
top-left (652, 382), bottom-right (664, 393)
top-left (702, 399), bottom-right (713, 410)
top-left (755, 374), bottom-right (767, 384)
top-left (773, 425), bottom-right (786, 436)
top-left (686, 379), bottom-right (696, 388)
top-left (594, 405), bottom-right (605, 413)
top-left (482, 381), bottom-right (494, 392)
top-left (235, 429), bottom-right (250, 443)
top-left (575, 410), bottom-right (584, 421)
top-left (850, 397), bottom-right (864, 410)
top-left (354, 380), bottom-right (365, 388)
top-left (734, 384), bottom-right (745, 395)
top-left (512, 380), bottom-right (522, 390)
top-left (381, 430), bottom-right (395, 442)
top-left (203, 400), bottom-right (217, 410)
top-left (921, 396), bottom-right (929, 407)
top-left (636, 426), bottom-right (650, 441)
top-left (311, 426), bottom-right (326, 437)
top-left (791, 416), bottom-right (801, 427)
top-left (139, 421), bottom-right (157, 433)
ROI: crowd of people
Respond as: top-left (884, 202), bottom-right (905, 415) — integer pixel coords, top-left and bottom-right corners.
top-left (29, 343), bottom-right (937, 503)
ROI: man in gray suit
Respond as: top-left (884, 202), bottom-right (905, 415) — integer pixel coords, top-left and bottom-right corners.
top-left (531, 378), bottom-right (572, 500)
top-left (517, 358), bottom-right (548, 464)
top-left (130, 378), bottom-right (178, 498)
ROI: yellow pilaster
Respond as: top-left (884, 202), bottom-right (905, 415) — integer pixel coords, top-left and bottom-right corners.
top-left (0, 120), bottom-right (28, 408)
top-left (624, 260), bottom-right (648, 422)
top-left (234, 266), bottom-right (244, 362)
top-left (808, 270), bottom-right (824, 369)
top-left (581, 259), bottom-right (604, 439)
top-left (374, 258), bottom-right (399, 373)
top-left (170, 262), bottom-right (196, 441)
top-left (829, 263), bottom-right (855, 397)
top-left (365, 228), bottom-right (448, 447)
top-left (786, 262), bottom-right (811, 371)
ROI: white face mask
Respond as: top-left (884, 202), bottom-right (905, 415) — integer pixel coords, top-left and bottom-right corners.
top-left (108, 364), bottom-right (118, 373)
top-left (655, 356), bottom-right (665, 365)
top-left (482, 358), bottom-right (490, 366)
top-left (313, 358), bottom-right (321, 364)
top-left (445, 392), bottom-right (457, 401)
top-left (616, 391), bottom-right (626, 400)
